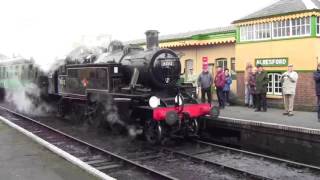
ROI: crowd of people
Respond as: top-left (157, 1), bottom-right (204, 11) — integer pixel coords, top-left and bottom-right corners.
top-left (244, 63), bottom-right (298, 115)
top-left (197, 64), bottom-right (232, 109)
top-left (196, 61), bottom-right (320, 122)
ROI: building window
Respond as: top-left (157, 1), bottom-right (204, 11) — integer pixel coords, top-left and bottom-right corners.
top-left (273, 19), bottom-right (291, 38)
top-left (254, 23), bottom-right (271, 40)
top-left (240, 23), bottom-right (271, 41)
top-left (317, 16), bottom-right (320, 35)
top-left (216, 58), bottom-right (228, 70)
top-left (240, 17), bottom-right (311, 41)
top-left (291, 17), bottom-right (310, 36)
top-left (240, 25), bottom-right (254, 41)
top-left (267, 73), bottom-right (282, 96)
top-left (230, 58), bottom-right (236, 73)
top-left (185, 59), bottom-right (193, 75)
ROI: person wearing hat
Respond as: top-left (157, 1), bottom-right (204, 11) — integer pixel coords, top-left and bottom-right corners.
top-left (313, 63), bottom-right (320, 121)
top-left (255, 64), bottom-right (269, 112)
top-left (197, 63), bottom-right (213, 104)
top-left (281, 64), bottom-right (298, 116)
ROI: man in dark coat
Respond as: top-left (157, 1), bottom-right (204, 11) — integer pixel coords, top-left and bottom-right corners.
top-left (255, 64), bottom-right (269, 112)
top-left (214, 66), bottom-right (226, 108)
top-left (314, 63), bottom-right (320, 121)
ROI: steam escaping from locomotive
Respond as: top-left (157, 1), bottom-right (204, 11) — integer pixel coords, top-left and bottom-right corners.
top-left (5, 83), bottom-right (52, 116)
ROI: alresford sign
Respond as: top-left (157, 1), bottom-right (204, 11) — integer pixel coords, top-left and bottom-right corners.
top-left (255, 58), bottom-right (288, 67)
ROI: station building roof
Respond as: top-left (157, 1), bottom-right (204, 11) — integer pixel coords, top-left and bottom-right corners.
top-left (126, 25), bottom-right (236, 48)
top-left (233, 0), bottom-right (320, 23)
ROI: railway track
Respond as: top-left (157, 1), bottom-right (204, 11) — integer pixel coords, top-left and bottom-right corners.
top-left (0, 105), bottom-right (177, 180)
top-left (159, 147), bottom-right (272, 180)
top-left (1, 105), bottom-right (319, 179)
top-left (194, 139), bottom-right (320, 172)
top-left (0, 105), bottom-right (272, 180)
top-left (0, 105), bottom-right (268, 180)
top-left (165, 138), bottom-right (320, 179)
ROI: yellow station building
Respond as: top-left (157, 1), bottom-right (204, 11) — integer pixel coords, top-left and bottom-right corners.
top-left (131, 0), bottom-right (320, 110)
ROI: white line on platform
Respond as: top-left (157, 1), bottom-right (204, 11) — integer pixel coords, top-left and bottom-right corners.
top-left (220, 116), bottom-right (320, 134)
top-left (0, 116), bottom-right (116, 180)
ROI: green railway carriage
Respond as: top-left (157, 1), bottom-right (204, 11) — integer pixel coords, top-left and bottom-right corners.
top-left (0, 58), bottom-right (47, 100)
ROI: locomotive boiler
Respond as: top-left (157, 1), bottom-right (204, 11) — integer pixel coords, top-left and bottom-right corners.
top-left (48, 30), bottom-right (220, 144)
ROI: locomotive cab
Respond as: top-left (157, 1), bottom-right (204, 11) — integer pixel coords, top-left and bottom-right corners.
top-left (56, 63), bottom-right (123, 100)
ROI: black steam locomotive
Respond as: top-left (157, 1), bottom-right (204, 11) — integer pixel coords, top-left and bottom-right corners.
top-left (47, 30), bottom-right (219, 144)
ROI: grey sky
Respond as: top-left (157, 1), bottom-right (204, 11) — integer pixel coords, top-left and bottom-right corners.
top-left (0, 0), bottom-right (277, 65)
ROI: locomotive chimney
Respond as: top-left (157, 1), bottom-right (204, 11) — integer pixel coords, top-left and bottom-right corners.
top-left (145, 30), bottom-right (159, 50)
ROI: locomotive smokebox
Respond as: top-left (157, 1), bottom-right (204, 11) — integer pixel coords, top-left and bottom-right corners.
top-left (145, 30), bottom-right (159, 50)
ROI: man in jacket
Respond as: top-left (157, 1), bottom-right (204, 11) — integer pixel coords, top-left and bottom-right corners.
top-left (197, 65), bottom-right (213, 104)
top-left (314, 63), bottom-right (320, 121)
top-left (281, 64), bottom-right (298, 116)
top-left (215, 66), bottom-right (226, 108)
top-left (255, 64), bottom-right (269, 112)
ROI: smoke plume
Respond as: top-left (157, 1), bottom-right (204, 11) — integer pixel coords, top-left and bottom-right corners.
top-left (5, 82), bottom-right (52, 116)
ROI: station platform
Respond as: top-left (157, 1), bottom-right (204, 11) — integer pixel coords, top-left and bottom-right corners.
top-left (219, 105), bottom-right (320, 131)
top-left (0, 120), bottom-right (98, 180)
top-left (204, 106), bottom-right (320, 167)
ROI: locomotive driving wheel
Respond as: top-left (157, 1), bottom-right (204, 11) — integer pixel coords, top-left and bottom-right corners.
top-left (87, 102), bottom-right (105, 128)
top-left (144, 120), bottom-right (163, 145)
top-left (69, 104), bottom-right (86, 124)
top-left (187, 119), bottom-right (199, 137)
top-left (57, 98), bottom-right (68, 118)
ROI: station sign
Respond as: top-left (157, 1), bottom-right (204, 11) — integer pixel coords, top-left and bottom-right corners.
top-left (255, 58), bottom-right (288, 67)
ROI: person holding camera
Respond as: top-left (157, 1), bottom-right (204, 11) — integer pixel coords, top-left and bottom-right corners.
top-left (281, 64), bottom-right (298, 116)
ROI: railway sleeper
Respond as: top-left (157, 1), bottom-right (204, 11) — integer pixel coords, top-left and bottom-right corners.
top-left (85, 159), bottom-right (112, 165)
top-left (96, 164), bottom-right (123, 171)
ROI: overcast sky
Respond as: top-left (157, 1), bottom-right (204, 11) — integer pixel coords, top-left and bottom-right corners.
top-left (0, 0), bottom-right (277, 67)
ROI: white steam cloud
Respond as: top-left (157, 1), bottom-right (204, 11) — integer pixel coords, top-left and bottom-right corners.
top-left (5, 82), bottom-right (52, 116)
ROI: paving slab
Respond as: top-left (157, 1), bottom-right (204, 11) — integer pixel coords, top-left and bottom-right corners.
top-left (0, 120), bottom-right (99, 180)
top-left (220, 106), bottom-right (320, 130)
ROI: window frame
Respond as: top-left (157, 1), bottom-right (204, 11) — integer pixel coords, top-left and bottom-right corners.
top-left (185, 59), bottom-right (194, 77)
top-left (267, 72), bottom-right (283, 96)
top-left (291, 17), bottom-right (311, 37)
top-left (272, 19), bottom-right (291, 39)
top-left (216, 58), bottom-right (228, 70)
top-left (240, 16), bottom-right (312, 42)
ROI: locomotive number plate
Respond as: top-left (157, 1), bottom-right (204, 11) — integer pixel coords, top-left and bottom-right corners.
top-left (161, 60), bottom-right (174, 67)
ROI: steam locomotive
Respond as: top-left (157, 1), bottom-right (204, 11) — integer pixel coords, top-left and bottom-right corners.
top-left (0, 31), bottom-right (220, 144)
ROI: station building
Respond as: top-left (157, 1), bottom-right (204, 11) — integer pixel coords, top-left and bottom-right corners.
top-left (132, 0), bottom-right (320, 110)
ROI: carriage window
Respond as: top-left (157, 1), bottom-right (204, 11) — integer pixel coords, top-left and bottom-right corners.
top-left (89, 71), bottom-right (95, 79)
top-left (15, 65), bottom-right (19, 76)
top-left (97, 69), bottom-right (106, 79)
top-left (68, 69), bottom-right (79, 78)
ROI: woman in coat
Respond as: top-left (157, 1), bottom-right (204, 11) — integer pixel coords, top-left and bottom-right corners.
top-left (223, 68), bottom-right (232, 106)
top-left (248, 68), bottom-right (257, 108)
